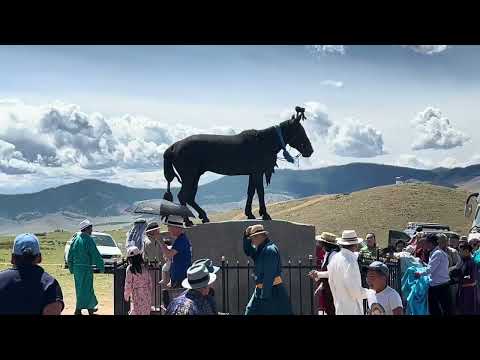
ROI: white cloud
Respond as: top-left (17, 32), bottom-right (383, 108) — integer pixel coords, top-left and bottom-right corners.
top-left (306, 45), bottom-right (346, 55)
top-left (0, 99), bottom-right (240, 192)
top-left (321, 80), bottom-right (344, 88)
top-left (411, 107), bottom-right (469, 151)
top-left (280, 101), bottom-right (386, 159)
top-left (0, 139), bottom-right (38, 175)
top-left (402, 45), bottom-right (449, 55)
top-left (397, 154), bottom-right (432, 169)
top-left (396, 154), bottom-right (476, 170)
top-left (328, 119), bottom-right (386, 158)
top-left (303, 101), bottom-right (333, 137)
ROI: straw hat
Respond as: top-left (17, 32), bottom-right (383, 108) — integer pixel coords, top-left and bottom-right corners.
top-left (315, 232), bottom-right (337, 245)
top-left (247, 224), bottom-right (269, 238)
top-left (336, 230), bottom-right (364, 246)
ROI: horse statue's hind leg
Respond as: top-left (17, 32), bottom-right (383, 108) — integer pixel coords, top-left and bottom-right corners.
top-left (186, 175), bottom-right (210, 223)
top-left (244, 174), bottom-right (257, 219)
top-left (177, 179), bottom-right (195, 227)
top-left (254, 173), bottom-right (271, 221)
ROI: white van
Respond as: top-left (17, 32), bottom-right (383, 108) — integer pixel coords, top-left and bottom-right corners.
top-left (64, 232), bottom-right (123, 271)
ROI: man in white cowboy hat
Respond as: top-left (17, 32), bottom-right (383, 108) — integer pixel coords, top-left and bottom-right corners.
top-left (243, 224), bottom-right (292, 315)
top-left (165, 262), bottom-right (218, 315)
top-left (67, 219), bottom-right (105, 315)
top-left (308, 232), bottom-right (339, 315)
top-left (155, 215), bottom-right (192, 290)
top-left (327, 230), bottom-right (375, 315)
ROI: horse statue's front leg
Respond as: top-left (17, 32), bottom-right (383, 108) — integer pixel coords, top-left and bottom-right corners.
top-left (254, 174), bottom-right (271, 221)
top-left (244, 174), bottom-right (257, 219)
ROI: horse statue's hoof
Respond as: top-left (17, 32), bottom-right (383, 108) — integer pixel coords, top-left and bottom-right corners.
top-left (184, 219), bottom-right (194, 227)
top-left (262, 214), bottom-right (272, 221)
top-left (246, 214), bottom-right (256, 220)
top-left (202, 218), bottom-right (210, 224)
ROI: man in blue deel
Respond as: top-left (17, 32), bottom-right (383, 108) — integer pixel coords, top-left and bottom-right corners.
top-left (243, 224), bottom-right (292, 315)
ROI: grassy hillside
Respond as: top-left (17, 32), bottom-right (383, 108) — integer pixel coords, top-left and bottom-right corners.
top-left (2, 162), bottom-right (480, 220)
top-left (0, 183), bottom-right (472, 314)
top-left (212, 183), bottom-right (471, 247)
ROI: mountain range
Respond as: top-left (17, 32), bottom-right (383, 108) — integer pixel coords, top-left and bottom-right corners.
top-left (1, 162), bottom-right (480, 222)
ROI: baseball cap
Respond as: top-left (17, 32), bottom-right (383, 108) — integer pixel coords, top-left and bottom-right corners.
top-left (368, 261), bottom-right (389, 278)
top-left (12, 233), bottom-right (41, 256)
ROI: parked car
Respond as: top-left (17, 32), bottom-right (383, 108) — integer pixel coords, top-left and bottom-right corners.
top-left (64, 232), bottom-right (123, 272)
top-left (388, 222), bottom-right (458, 250)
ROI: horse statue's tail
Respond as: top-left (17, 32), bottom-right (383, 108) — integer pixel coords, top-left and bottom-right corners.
top-left (163, 146), bottom-right (182, 202)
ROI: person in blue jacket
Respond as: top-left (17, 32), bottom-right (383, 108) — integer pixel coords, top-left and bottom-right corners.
top-left (243, 224), bottom-right (292, 315)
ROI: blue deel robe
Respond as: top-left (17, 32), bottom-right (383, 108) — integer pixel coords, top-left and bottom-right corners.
top-left (401, 266), bottom-right (430, 315)
top-left (243, 235), bottom-right (292, 315)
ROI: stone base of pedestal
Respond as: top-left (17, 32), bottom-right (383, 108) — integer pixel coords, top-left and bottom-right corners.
top-left (183, 219), bottom-right (316, 314)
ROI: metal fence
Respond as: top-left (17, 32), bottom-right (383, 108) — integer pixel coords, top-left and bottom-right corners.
top-left (113, 254), bottom-right (402, 315)
top-left (219, 256), bottom-right (317, 315)
top-left (113, 261), bottom-right (163, 315)
top-left (358, 253), bottom-right (402, 314)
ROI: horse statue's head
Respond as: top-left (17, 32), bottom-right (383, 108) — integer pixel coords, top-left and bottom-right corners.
top-left (279, 106), bottom-right (314, 158)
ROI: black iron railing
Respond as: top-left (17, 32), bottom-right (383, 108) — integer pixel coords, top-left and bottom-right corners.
top-left (113, 254), bottom-right (402, 315)
top-left (219, 255), bottom-right (317, 315)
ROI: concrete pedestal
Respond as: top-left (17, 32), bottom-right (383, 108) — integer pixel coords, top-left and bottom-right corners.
top-left (182, 219), bottom-right (316, 314)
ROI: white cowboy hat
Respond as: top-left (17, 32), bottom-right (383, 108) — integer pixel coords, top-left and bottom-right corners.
top-left (79, 219), bottom-right (92, 231)
top-left (162, 215), bottom-right (187, 229)
top-left (336, 230), bottom-right (364, 246)
top-left (468, 232), bottom-right (480, 243)
top-left (315, 232), bottom-right (337, 245)
top-left (181, 263), bottom-right (217, 290)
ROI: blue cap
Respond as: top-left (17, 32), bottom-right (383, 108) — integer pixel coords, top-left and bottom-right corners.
top-left (13, 233), bottom-right (40, 256)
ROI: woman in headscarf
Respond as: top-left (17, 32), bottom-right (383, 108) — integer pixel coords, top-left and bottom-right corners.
top-left (308, 232), bottom-right (339, 315)
top-left (457, 243), bottom-right (477, 315)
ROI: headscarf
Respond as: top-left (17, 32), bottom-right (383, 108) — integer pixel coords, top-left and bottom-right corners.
top-left (126, 219), bottom-right (148, 254)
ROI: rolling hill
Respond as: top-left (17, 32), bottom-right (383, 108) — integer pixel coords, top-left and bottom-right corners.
top-left (211, 183), bottom-right (472, 248)
top-left (0, 162), bottom-right (479, 221)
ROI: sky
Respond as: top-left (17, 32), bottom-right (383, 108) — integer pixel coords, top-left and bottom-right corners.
top-left (0, 45), bottom-right (478, 194)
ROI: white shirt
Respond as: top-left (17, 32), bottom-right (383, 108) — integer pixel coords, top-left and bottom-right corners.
top-left (366, 286), bottom-right (403, 315)
top-left (327, 248), bottom-right (373, 315)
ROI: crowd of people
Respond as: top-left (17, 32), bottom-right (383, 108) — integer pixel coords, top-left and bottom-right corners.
top-left (310, 228), bottom-right (480, 315)
top-left (1, 215), bottom-right (479, 316)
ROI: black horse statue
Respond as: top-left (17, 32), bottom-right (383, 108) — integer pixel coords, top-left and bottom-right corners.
top-left (162, 106), bottom-right (314, 225)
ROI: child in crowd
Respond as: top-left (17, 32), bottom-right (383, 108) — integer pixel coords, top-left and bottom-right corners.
top-left (159, 239), bottom-right (172, 287)
top-left (124, 246), bottom-right (152, 315)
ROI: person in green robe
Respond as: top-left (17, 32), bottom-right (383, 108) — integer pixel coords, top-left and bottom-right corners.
top-left (243, 224), bottom-right (292, 315)
top-left (67, 219), bottom-right (105, 315)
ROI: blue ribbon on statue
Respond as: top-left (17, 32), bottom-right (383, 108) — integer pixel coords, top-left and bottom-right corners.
top-left (275, 126), bottom-right (295, 164)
